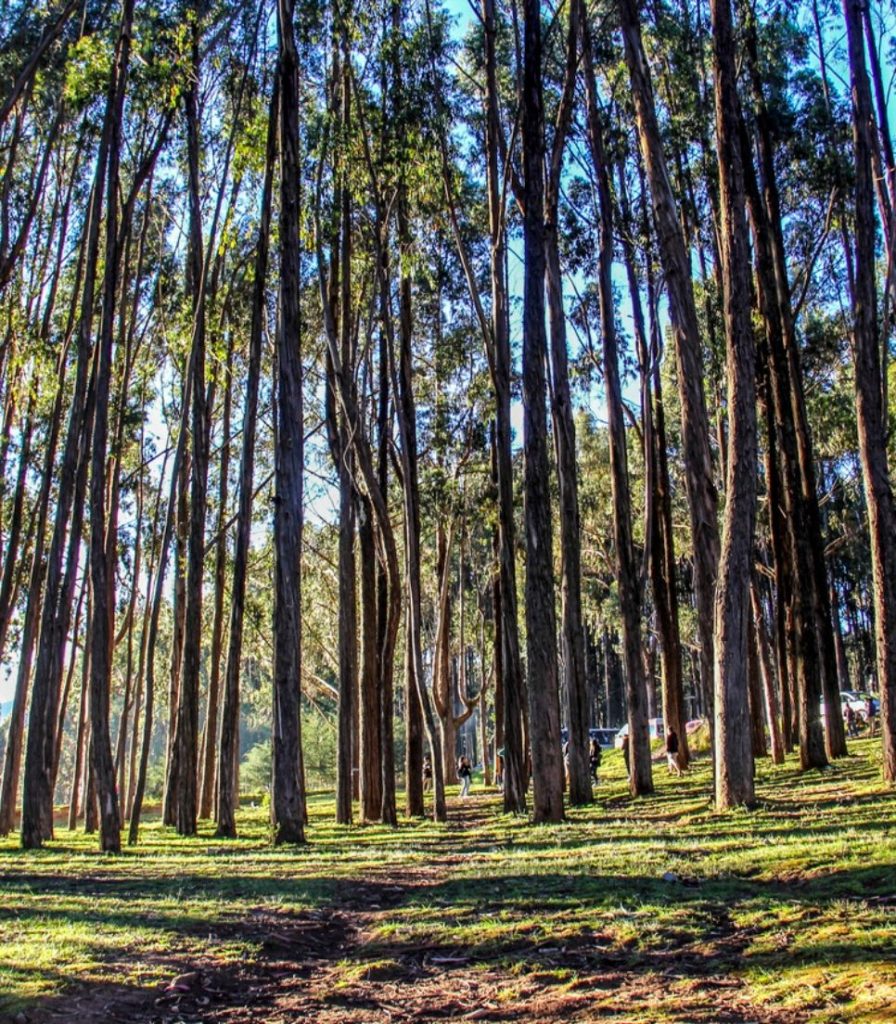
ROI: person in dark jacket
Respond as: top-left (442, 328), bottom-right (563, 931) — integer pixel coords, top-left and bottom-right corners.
top-left (457, 754), bottom-right (472, 797)
top-left (589, 738), bottom-right (602, 783)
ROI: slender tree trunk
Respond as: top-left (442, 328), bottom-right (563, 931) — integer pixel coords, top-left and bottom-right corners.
top-left (617, 0), bottom-right (719, 723)
top-left (167, 11), bottom-right (210, 837)
top-left (0, 336), bottom-right (73, 837)
top-left (541, 4), bottom-right (590, 808)
top-left (432, 525), bottom-right (455, 781)
top-left (522, 0), bottom-right (564, 823)
top-left (215, 80), bottom-right (278, 839)
top-left (743, 13), bottom-right (844, 761)
top-left (582, 12), bottom-right (652, 795)
top-left (710, 0), bottom-right (757, 810)
top-left (751, 580), bottom-right (785, 764)
top-left (68, 599), bottom-right (91, 830)
top-left (87, 0), bottom-right (138, 854)
top-left (271, 0), bottom-right (307, 845)
top-left (0, 391), bottom-right (34, 662)
top-left (129, 356), bottom-right (197, 843)
top-left (747, 613), bottom-right (768, 758)
top-left (763, 409), bottom-right (795, 753)
top-left (126, 462), bottom-right (167, 821)
top-left (744, 136), bottom-right (828, 771)
top-left (376, 263), bottom-right (398, 829)
top-left (831, 580), bottom-right (851, 695)
top-left (482, 0), bottom-right (525, 815)
top-left (332, 27), bottom-right (356, 827)
top-left (625, 168), bottom-right (690, 766)
top-left (55, 567), bottom-right (86, 791)
top-left (358, 498), bottom-right (382, 820)
top-left (199, 338), bottom-right (233, 820)
top-left (114, 455), bottom-right (143, 803)
top-left (20, 26), bottom-right (113, 850)
top-left (842, 0), bottom-right (896, 783)
top-left (404, 612), bottom-right (424, 816)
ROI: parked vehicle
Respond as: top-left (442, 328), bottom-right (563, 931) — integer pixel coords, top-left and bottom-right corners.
top-left (614, 718), bottom-right (665, 748)
top-left (818, 690), bottom-right (879, 721)
top-left (589, 727), bottom-right (618, 749)
top-left (560, 727), bottom-right (618, 749)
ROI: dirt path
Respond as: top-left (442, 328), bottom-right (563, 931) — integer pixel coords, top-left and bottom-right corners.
top-left (13, 799), bottom-right (807, 1024)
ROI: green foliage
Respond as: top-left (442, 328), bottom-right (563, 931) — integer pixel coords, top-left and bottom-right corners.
top-left (62, 33), bottom-right (113, 108)
top-left (240, 740), bottom-right (271, 796)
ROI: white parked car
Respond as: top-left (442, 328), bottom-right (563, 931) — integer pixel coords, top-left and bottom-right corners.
top-left (614, 718), bottom-right (665, 748)
top-left (819, 690), bottom-right (879, 720)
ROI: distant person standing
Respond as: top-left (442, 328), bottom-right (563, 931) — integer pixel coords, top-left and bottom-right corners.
top-left (589, 738), bottom-right (602, 784)
top-left (457, 754), bottom-right (472, 797)
top-left (665, 729), bottom-right (682, 776)
top-left (845, 704), bottom-right (857, 738)
top-left (422, 755), bottom-right (433, 792)
top-left (867, 697), bottom-right (879, 737)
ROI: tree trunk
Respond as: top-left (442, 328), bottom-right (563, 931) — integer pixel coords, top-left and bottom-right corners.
top-left (623, 165), bottom-right (689, 766)
top-left (114, 449), bottom-right (144, 805)
top-left (582, 11), bottom-right (652, 795)
top-left (842, 0), bottom-right (896, 783)
top-left (199, 338), bottom-right (233, 820)
top-left (482, 0), bottom-right (525, 815)
top-left (20, 30), bottom-right (111, 849)
top-left (333, 28), bottom-right (356, 827)
top-left (751, 580), bottom-right (785, 764)
top-left (163, 442), bottom-right (189, 825)
top-left (271, 0), bottom-right (306, 845)
top-left (166, 11), bottom-right (210, 837)
top-left (763, 405), bottom-right (795, 753)
top-left (405, 615), bottom-right (425, 815)
top-left (0, 391), bottom-right (34, 663)
top-left (87, 0), bottom-right (138, 854)
top-left (743, 134), bottom-right (827, 772)
top-left (743, 14), bottom-right (843, 762)
top-left (358, 498), bottom-right (383, 820)
top-left (0, 373), bottom-right (59, 835)
top-left (617, 0), bottom-right (719, 720)
top-left (747, 615), bottom-right (768, 758)
top-left (215, 79), bottom-right (278, 839)
top-left (522, 0), bottom-right (564, 823)
top-left (129, 370), bottom-right (195, 843)
top-left (710, 0), bottom-right (757, 810)
top-left (68, 603), bottom-right (91, 830)
top-left (541, 3), bottom-right (590, 808)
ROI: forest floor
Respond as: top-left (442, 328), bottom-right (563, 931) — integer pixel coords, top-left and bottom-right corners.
top-left (1, 739), bottom-right (895, 1024)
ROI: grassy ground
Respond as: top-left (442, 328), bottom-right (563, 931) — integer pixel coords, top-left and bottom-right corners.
top-left (0, 740), bottom-right (894, 1023)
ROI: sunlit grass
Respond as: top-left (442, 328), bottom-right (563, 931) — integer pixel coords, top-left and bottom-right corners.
top-left (0, 738), bottom-right (894, 1020)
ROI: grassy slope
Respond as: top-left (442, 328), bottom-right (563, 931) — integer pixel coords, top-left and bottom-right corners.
top-left (0, 739), bottom-right (893, 1022)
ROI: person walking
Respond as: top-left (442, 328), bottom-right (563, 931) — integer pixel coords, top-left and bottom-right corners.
top-left (457, 754), bottom-right (472, 798)
top-left (665, 728), bottom-right (682, 776)
top-left (423, 755), bottom-right (433, 792)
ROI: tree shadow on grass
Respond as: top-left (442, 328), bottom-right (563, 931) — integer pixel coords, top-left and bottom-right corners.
top-left (6, 864), bottom-right (894, 1024)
